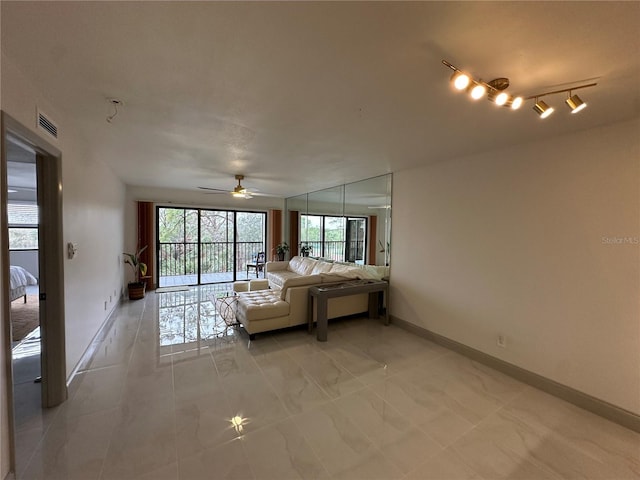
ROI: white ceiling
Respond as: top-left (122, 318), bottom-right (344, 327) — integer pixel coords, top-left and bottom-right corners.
top-left (2, 2), bottom-right (639, 198)
top-left (6, 139), bottom-right (37, 203)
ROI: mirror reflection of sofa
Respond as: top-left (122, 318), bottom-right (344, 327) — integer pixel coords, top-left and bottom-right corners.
top-left (235, 256), bottom-right (389, 338)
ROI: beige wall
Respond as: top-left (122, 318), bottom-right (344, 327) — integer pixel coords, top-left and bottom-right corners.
top-left (1, 52), bottom-right (126, 476)
top-left (390, 118), bottom-right (640, 415)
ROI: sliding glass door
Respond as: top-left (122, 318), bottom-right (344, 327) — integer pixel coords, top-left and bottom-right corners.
top-left (157, 207), bottom-right (266, 287)
top-left (236, 211), bottom-right (266, 278)
top-left (199, 210), bottom-right (234, 284)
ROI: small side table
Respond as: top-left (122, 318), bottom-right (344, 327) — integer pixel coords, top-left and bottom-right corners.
top-left (308, 279), bottom-right (389, 341)
top-left (212, 291), bottom-right (239, 326)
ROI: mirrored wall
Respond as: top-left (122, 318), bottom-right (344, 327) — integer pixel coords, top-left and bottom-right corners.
top-left (285, 174), bottom-right (391, 266)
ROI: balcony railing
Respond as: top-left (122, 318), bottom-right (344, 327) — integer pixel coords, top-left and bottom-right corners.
top-left (159, 241), bottom-right (264, 285)
top-left (301, 240), bottom-right (364, 262)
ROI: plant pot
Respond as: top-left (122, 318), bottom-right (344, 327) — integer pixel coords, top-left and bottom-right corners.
top-left (128, 282), bottom-right (146, 300)
top-left (277, 253), bottom-right (285, 261)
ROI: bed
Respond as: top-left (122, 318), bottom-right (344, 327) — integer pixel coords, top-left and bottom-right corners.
top-left (10, 266), bottom-right (38, 303)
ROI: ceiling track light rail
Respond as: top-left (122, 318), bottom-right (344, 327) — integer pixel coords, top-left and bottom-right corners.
top-left (441, 59), bottom-right (597, 119)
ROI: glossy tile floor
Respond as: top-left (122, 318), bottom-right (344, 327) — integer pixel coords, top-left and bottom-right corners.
top-left (14, 285), bottom-right (640, 479)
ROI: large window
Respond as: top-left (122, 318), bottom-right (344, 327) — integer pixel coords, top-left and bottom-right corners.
top-left (8, 203), bottom-right (39, 250)
top-left (157, 207), bottom-right (266, 286)
top-left (300, 214), bottom-right (366, 262)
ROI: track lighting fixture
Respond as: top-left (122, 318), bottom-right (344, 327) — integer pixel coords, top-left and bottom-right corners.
top-left (441, 59), bottom-right (597, 119)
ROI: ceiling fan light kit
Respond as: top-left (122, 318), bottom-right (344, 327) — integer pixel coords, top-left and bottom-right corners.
top-left (441, 59), bottom-right (597, 119)
top-left (231, 175), bottom-right (252, 198)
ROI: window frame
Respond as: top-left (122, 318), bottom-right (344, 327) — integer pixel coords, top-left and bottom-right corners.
top-left (8, 202), bottom-right (39, 251)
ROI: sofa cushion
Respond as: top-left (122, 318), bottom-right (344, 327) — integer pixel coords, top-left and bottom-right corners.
top-left (329, 263), bottom-right (364, 279)
top-left (279, 274), bottom-right (322, 300)
top-left (288, 256), bottom-right (306, 275)
top-left (300, 257), bottom-right (317, 275)
top-left (237, 290), bottom-right (289, 321)
top-left (266, 270), bottom-right (301, 289)
top-left (362, 264), bottom-right (389, 280)
top-left (311, 261), bottom-right (333, 274)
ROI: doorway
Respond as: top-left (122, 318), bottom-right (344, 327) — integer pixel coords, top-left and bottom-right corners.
top-left (6, 138), bottom-right (41, 430)
top-left (2, 112), bottom-right (67, 475)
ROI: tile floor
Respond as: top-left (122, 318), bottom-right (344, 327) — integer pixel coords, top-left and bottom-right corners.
top-left (13, 286), bottom-right (640, 479)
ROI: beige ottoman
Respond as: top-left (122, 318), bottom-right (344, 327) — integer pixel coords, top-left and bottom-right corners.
top-left (236, 289), bottom-right (290, 339)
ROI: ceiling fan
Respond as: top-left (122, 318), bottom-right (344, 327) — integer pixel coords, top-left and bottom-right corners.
top-left (198, 174), bottom-right (270, 199)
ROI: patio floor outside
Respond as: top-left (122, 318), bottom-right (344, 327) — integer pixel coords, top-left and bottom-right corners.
top-left (159, 269), bottom-right (265, 287)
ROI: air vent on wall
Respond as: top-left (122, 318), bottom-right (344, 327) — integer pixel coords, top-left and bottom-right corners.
top-left (36, 108), bottom-right (58, 140)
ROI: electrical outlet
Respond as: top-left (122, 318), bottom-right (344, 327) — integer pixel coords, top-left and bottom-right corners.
top-left (497, 335), bottom-right (506, 348)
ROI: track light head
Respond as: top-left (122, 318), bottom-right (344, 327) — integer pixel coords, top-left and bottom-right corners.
top-left (469, 82), bottom-right (486, 100)
top-left (488, 90), bottom-right (508, 106)
top-left (451, 71), bottom-right (471, 90)
top-left (533, 99), bottom-right (554, 119)
top-left (565, 94), bottom-right (587, 113)
top-left (494, 92), bottom-right (509, 106)
top-left (510, 96), bottom-right (524, 110)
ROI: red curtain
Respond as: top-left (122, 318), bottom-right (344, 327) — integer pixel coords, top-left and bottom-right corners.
top-left (289, 210), bottom-right (299, 257)
top-left (268, 209), bottom-right (282, 261)
top-left (137, 201), bottom-right (155, 290)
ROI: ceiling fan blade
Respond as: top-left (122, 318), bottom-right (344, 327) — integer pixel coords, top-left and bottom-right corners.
top-left (246, 191), bottom-right (281, 198)
top-left (198, 186), bottom-right (230, 193)
top-left (198, 175), bottom-right (280, 199)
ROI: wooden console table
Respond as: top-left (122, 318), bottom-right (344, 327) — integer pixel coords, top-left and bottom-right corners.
top-left (308, 279), bottom-right (389, 341)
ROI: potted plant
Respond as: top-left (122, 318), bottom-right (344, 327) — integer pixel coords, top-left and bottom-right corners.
top-left (300, 243), bottom-right (313, 257)
top-left (123, 245), bottom-right (149, 300)
top-left (275, 242), bottom-right (289, 261)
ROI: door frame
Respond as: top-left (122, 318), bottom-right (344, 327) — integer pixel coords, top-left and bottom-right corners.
top-left (1, 111), bottom-right (67, 472)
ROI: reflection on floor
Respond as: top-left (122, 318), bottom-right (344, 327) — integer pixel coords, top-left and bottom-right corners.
top-left (13, 285), bottom-right (640, 479)
top-left (13, 326), bottom-right (42, 427)
top-left (12, 282), bottom-right (43, 477)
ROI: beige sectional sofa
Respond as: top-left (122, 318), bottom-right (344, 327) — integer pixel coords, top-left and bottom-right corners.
top-left (235, 256), bottom-right (389, 338)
